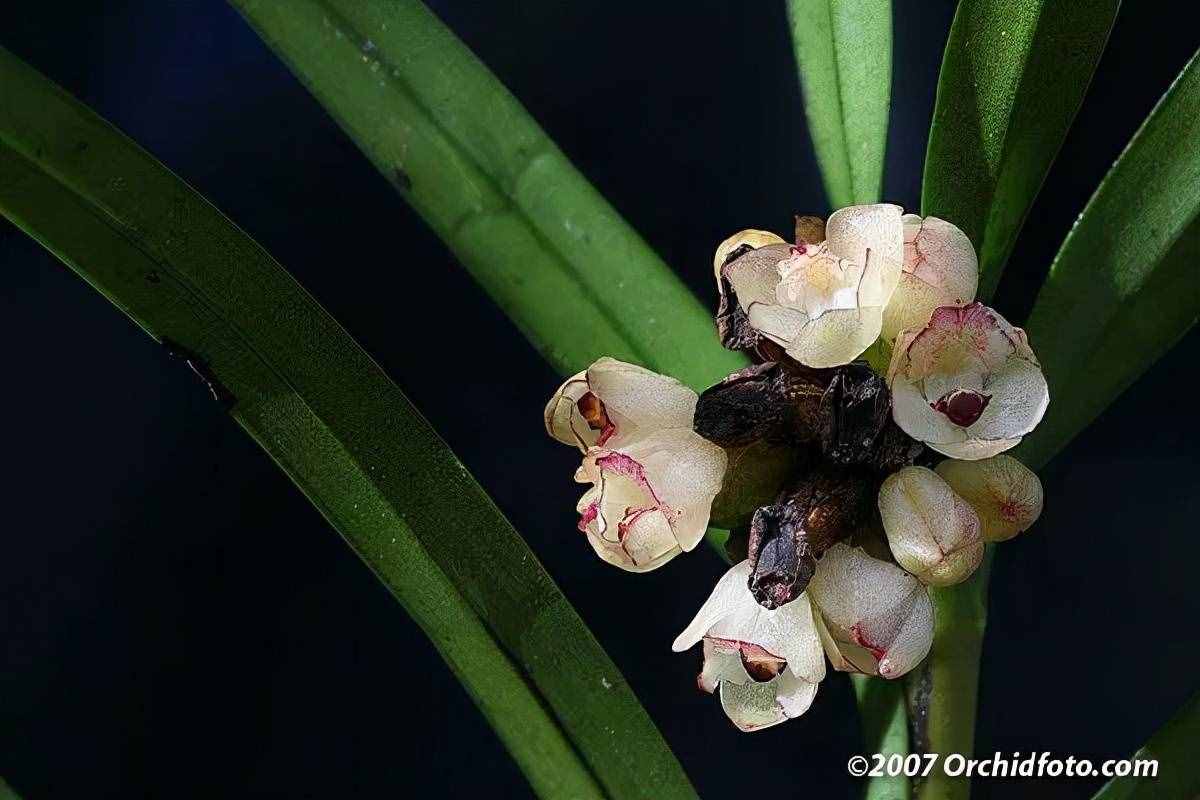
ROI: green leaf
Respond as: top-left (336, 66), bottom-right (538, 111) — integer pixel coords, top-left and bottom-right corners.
top-left (1015, 49), bottom-right (1200, 471)
top-left (922, 0), bottom-right (1120, 300)
top-left (787, 0), bottom-right (891, 208)
top-left (229, 0), bottom-right (744, 394)
top-left (0, 45), bottom-right (695, 800)
top-left (0, 776), bottom-right (20, 800)
top-left (1091, 690), bottom-right (1200, 800)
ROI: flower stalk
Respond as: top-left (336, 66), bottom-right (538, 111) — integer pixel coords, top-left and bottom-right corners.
top-left (909, 551), bottom-right (993, 800)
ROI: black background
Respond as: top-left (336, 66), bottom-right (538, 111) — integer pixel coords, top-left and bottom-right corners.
top-left (1, 2), bottom-right (1197, 798)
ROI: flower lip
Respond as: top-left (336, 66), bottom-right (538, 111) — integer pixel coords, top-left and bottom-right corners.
top-left (931, 388), bottom-right (991, 427)
top-left (576, 391), bottom-right (615, 443)
top-left (707, 637), bottom-right (788, 682)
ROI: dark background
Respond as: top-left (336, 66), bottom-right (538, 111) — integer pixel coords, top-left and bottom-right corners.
top-left (1, 2), bottom-right (1197, 798)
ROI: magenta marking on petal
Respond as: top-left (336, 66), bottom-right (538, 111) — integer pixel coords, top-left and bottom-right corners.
top-left (849, 623), bottom-right (886, 661)
top-left (595, 420), bottom-right (617, 446)
top-left (616, 506), bottom-right (655, 543)
top-left (595, 451), bottom-right (647, 483)
top-left (577, 502), bottom-right (598, 533)
top-left (931, 389), bottom-right (991, 427)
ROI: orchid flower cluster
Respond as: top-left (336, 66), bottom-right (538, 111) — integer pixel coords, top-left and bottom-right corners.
top-left (544, 204), bottom-right (1048, 732)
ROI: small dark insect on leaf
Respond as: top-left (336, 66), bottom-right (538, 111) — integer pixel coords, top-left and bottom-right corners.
top-left (161, 337), bottom-right (236, 409)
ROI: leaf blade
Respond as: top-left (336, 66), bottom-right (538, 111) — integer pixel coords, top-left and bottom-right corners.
top-left (787, 0), bottom-right (891, 208)
top-left (922, 0), bottom-right (1119, 299)
top-left (230, 0), bottom-right (744, 393)
top-left (0, 44), bottom-right (695, 800)
top-left (1015, 49), bottom-right (1200, 470)
top-left (1091, 690), bottom-right (1200, 800)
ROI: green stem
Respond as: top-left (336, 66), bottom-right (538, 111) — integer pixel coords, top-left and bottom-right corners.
top-left (854, 675), bottom-right (911, 800)
top-left (910, 551), bottom-right (993, 800)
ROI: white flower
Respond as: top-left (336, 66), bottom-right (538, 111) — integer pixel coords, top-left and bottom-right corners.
top-left (721, 204), bottom-right (905, 368)
top-left (672, 561), bottom-right (826, 731)
top-left (878, 466), bottom-right (985, 586)
top-left (936, 455), bottom-right (1044, 542)
top-left (544, 357), bottom-right (699, 452)
top-left (888, 303), bottom-right (1049, 460)
top-left (881, 215), bottom-right (979, 342)
top-left (546, 358), bottom-right (726, 572)
top-left (807, 544), bottom-right (934, 678)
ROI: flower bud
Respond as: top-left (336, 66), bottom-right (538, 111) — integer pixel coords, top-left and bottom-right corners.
top-left (936, 455), bottom-right (1044, 542)
top-left (544, 357), bottom-right (696, 452)
top-left (807, 544), bottom-right (933, 678)
top-left (877, 466), bottom-right (984, 586)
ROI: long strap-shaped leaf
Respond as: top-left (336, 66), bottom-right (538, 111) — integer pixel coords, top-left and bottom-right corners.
top-left (915, 48), bottom-right (1200, 800)
top-left (787, 0), bottom-right (891, 208)
top-left (229, 0), bottom-right (744, 394)
top-left (1016, 48), bottom-right (1200, 471)
top-left (923, 0), bottom-right (1120, 300)
top-left (0, 45), bottom-right (696, 800)
top-left (1091, 690), bottom-right (1200, 800)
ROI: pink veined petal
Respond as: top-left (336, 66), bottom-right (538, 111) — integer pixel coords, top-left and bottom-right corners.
top-left (903, 303), bottom-right (1013, 379)
top-left (622, 429), bottom-right (726, 552)
top-left (902, 215), bottom-right (978, 301)
top-left (936, 455), bottom-right (1045, 542)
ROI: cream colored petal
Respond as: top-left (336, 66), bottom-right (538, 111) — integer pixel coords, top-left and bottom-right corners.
top-left (673, 561), bottom-right (755, 652)
top-left (586, 357), bottom-right (698, 436)
top-left (929, 437), bottom-right (1022, 461)
top-left (826, 203), bottom-right (905, 299)
top-left (971, 357), bottom-right (1050, 441)
top-left (936, 455), bottom-right (1044, 542)
top-left (808, 544), bottom-right (934, 678)
top-left (881, 272), bottom-right (958, 344)
top-left (878, 467), bottom-right (985, 586)
top-left (714, 229), bottom-right (786, 287)
top-left (746, 302), bottom-right (810, 346)
top-left (587, 533), bottom-right (681, 573)
top-left (726, 243), bottom-right (794, 309)
top-left (782, 307), bottom-right (884, 368)
top-left (544, 371), bottom-right (596, 451)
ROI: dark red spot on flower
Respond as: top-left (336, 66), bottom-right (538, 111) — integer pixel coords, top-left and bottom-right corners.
top-left (931, 389), bottom-right (990, 427)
